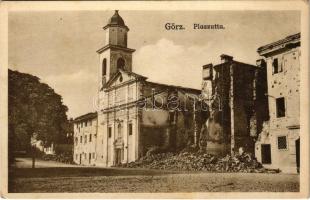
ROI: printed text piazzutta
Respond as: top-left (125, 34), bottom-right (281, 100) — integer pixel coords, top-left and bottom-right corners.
top-left (165, 23), bottom-right (225, 30)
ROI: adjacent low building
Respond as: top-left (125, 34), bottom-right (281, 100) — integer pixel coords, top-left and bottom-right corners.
top-left (73, 112), bottom-right (98, 165)
top-left (255, 33), bottom-right (300, 173)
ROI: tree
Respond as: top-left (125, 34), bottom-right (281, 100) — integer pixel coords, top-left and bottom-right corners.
top-left (8, 69), bottom-right (69, 167)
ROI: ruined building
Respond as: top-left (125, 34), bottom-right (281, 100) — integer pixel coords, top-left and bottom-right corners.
top-left (200, 54), bottom-right (268, 155)
top-left (73, 11), bottom-right (200, 166)
top-left (255, 33), bottom-right (300, 173)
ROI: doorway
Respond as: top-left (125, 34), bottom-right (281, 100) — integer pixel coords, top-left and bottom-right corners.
top-left (261, 144), bottom-right (272, 164)
top-left (115, 149), bottom-right (122, 165)
top-left (295, 138), bottom-right (300, 173)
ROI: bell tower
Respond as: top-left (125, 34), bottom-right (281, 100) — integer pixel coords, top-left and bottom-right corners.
top-left (97, 10), bottom-right (135, 89)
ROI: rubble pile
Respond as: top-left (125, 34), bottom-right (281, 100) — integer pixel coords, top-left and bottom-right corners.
top-left (41, 152), bottom-right (73, 164)
top-left (121, 151), bottom-right (272, 173)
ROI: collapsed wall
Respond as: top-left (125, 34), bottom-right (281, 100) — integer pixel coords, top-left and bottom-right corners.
top-left (200, 55), bottom-right (269, 155)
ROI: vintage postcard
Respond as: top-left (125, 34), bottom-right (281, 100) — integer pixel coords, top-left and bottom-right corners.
top-left (0, 1), bottom-right (309, 198)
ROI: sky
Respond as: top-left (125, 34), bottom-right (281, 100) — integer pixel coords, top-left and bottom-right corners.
top-left (9, 10), bottom-right (300, 118)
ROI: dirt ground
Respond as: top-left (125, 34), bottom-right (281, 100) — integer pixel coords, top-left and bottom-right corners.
top-left (9, 158), bottom-right (299, 193)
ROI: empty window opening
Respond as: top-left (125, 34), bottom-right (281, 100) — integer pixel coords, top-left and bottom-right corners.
top-left (276, 97), bottom-right (285, 118)
top-left (272, 58), bottom-right (283, 74)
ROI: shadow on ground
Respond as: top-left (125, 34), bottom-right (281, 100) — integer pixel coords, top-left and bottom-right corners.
top-left (9, 166), bottom-right (180, 178)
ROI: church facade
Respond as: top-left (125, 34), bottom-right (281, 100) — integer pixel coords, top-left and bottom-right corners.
top-left (73, 11), bottom-right (201, 167)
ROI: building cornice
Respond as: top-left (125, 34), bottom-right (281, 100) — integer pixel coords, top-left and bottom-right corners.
top-left (103, 24), bottom-right (129, 31)
top-left (257, 33), bottom-right (300, 57)
top-left (96, 44), bottom-right (136, 54)
top-left (101, 101), bottom-right (138, 113)
top-left (103, 79), bottom-right (138, 92)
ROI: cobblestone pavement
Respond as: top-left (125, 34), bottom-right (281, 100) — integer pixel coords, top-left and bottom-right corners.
top-left (9, 158), bottom-right (299, 193)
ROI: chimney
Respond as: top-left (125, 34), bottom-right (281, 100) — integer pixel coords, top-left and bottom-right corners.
top-left (202, 63), bottom-right (213, 80)
top-left (202, 63), bottom-right (213, 70)
top-left (256, 59), bottom-right (266, 68)
top-left (220, 54), bottom-right (233, 63)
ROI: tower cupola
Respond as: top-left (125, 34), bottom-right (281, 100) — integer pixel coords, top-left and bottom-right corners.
top-left (97, 10), bottom-right (135, 89)
top-left (102, 10), bottom-right (129, 47)
top-left (104, 10), bottom-right (127, 28)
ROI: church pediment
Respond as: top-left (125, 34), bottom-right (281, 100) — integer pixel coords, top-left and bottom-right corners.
top-left (105, 70), bottom-right (147, 89)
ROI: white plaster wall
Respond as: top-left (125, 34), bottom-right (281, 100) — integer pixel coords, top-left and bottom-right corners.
top-left (256, 47), bottom-right (300, 173)
top-left (73, 117), bottom-right (97, 166)
top-left (266, 48), bottom-right (300, 130)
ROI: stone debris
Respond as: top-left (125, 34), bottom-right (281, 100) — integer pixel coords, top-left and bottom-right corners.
top-left (41, 152), bottom-right (73, 164)
top-left (120, 151), bottom-right (278, 173)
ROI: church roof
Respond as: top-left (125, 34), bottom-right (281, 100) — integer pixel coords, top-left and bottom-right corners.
top-left (103, 10), bottom-right (129, 30)
top-left (103, 69), bottom-right (200, 94)
top-left (145, 81), bottom-right (201, 94)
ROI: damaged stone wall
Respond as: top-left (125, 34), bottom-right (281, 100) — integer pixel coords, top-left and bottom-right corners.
top-left (201, 61), bottom-right (231, 155)
top-left (139, 82), bottom-right (200, 157)
top-left (201, 55), bottom-right (268, 155)
top-left (250, 59), bottom-right (269, 140)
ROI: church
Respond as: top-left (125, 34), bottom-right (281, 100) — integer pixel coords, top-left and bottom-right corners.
top-left (73, 11), bottom-right (202, 167)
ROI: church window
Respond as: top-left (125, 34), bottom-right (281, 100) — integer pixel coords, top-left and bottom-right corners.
top-left (102, 58), bottom-right (107, 76)
top-left (108, 127), bottom-right (112, 138)
top-left (128, 123), bottom-right (133, 136)
top-left (117, 123), bottom-right (123, 139)
top-left (124, 34), bottom-right (127, 46)
top-left (117, 58), bottom-right (125, 70)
